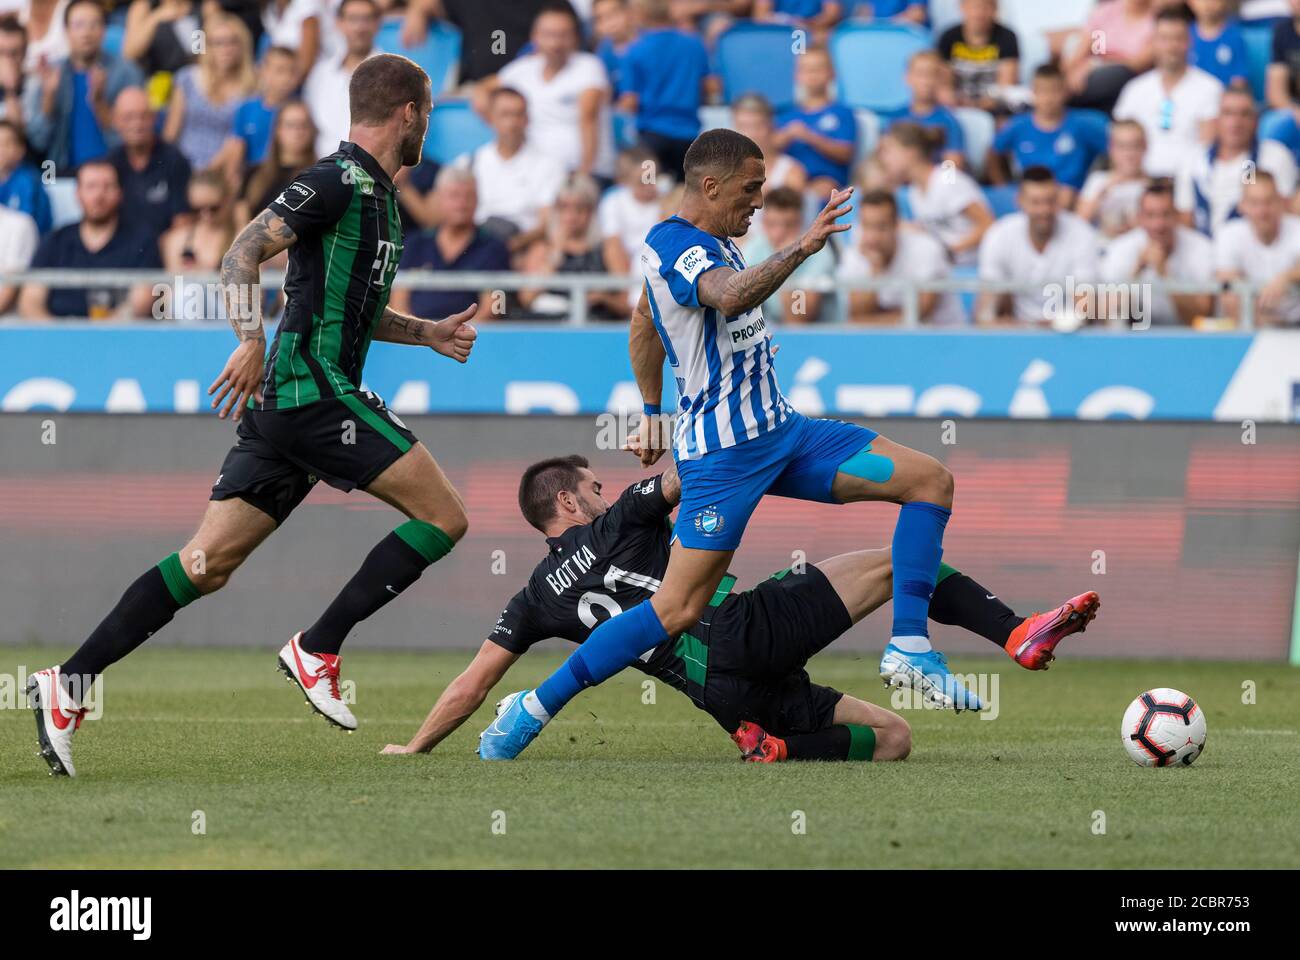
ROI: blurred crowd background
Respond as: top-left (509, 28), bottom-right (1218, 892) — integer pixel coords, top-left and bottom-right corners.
top-left (4, 0), bottom-right (1300, 326)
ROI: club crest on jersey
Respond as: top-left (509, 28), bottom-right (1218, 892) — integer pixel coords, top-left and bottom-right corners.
top-left (674, 244), bottom-right (712, 284)
top-left (695, 506), bottom-right (725, 536)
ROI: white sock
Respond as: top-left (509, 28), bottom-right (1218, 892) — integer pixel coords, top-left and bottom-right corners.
top-left (521, 691), bottom-right (551, 723)
top-left (890, 635), bottom-right (933, 654)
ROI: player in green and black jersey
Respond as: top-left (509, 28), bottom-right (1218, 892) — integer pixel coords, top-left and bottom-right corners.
top-left (28, 54), bottom-right (479, 777)
top-left (381, 454), bottom-right (1100, 763)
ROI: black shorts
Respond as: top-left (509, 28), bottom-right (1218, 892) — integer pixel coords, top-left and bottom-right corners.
top-left (699, 563), bottom-right (853, 737)
top-left (210, 390), bottom-right (418, 524)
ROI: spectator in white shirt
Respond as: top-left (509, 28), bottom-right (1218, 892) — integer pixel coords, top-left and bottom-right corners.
top-left (0, 203), bottom-right (37, 313)
top-left (1113, 6), bottom-right (1224, 177)
top-left (976, 166), bottom-right (1100, 326)
top-left (1102, 179), bottom-right (1215, 326)
top-left (1077, 120), bottom-right (1150, 238)
top-left (1216, 171), bottom-right (1300, 325)
top-left (492, 2), bottom-right (615, 179)
top-left (878, 121), bottom-right (992, 266)
top-left (599, 144), bottom-right (663, 305)
top-left (303, 0), bottom-right (377, 158)
top-left (1175, 87), bottom-right (1297, 236)
top-left (453, 86), bottom-right (565, 254)
top-left (837, 188), bottom-right (966, 326)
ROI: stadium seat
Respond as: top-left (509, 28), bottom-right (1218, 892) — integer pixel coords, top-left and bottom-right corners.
top-left (1241, 19), bottom-right (1274, 103)
top-left (983, 183), bottom-right (1019, 218)
top-left (423, 100), bottom-right (492, 164)
top-left (375, 18), bottom-right (462, 94)
top-left (47, 178), bottom-right (81, 230)
top-left (853, 107), bottom-right (881, 165)
top-left (1001, 0), bottom-right (1094, 83)
top-left (715, 22), bottom-right (799, 112)
top-left (953, 106), bottom-right (994, 178)
top-left (829, 23), bottom-right (931, 115)
top-left (103, 21), bottom-right (125, 57)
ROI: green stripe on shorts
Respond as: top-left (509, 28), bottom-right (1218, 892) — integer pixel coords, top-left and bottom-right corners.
top-left (338, 392), bottom-right (412, 454)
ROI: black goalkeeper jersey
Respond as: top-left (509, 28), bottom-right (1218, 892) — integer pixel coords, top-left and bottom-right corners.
top-left (489, 475), bottom-right (731, 697)
top-left (257, 141), bottom-right (404, 410)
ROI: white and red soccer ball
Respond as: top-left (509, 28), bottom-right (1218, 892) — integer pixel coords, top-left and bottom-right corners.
top-left (1121, 688), bottom-right (1207, 767)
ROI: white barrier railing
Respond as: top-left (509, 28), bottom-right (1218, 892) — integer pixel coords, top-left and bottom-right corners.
top-left (0, 269), bottom-right (1263, 330)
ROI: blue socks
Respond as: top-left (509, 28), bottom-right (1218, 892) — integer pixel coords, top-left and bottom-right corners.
top-left (535, 600), bottom-right (669, 716)
top-left (891, 501), bottom-right (951, 640)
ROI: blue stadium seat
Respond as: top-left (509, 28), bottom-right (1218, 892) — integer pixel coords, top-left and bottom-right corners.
top-left (853, 107), bottom-right (881, 165)
top-left (1241, 20), bottom-right (1274, 103)
top-left (715, 22), bottom-right (799, 112)
top-left (47, 178), bottom-right (81, 230)
top-left (983, 183), bottom-right (1019, 218)
top-left (953, 106), bottom-right (993, 178)
top-left (375, 18), bottom-right (462, 93)
top-left (829, 23), bottom-right (931, 115)
top-left (103, 21), bottom-right (125, 58)
top-left (423, 100), bottom-right (492, 164)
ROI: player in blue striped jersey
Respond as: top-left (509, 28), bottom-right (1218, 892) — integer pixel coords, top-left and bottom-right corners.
top-left (481, 128), bottom-right (974, 760)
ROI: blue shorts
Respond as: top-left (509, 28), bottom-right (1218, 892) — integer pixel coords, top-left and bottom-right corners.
top-left (674, 412), bottom-right (879, 551)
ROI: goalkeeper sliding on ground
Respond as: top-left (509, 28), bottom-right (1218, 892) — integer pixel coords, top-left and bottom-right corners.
top-left (382, 451), bottom-right (1100, 763)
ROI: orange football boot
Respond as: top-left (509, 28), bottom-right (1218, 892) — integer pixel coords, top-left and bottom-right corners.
top-left (731, 721), bottom-right (789, 763)
top-left (1004, 591), bottom-right (1100, 670)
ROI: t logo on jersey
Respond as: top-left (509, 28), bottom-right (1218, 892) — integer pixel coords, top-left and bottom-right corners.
top-left (674, 244), bottom-right (713, 284)
top-left (275, 181), bottom-right (316, 211)
top-left (370, 240), bottom-right (399, 288)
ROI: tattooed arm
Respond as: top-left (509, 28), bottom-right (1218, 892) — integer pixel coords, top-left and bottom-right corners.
top-left (374, 302), bottom-right (479, 363)
top-left (695, 188), bottom-right (853, 317)
top-left (208, 209), bottom-right (298, 419)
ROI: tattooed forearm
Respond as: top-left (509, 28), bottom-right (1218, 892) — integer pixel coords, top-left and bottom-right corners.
top-left (375, 306), bottom-right (434, 344)
top-left (220, 209), bottom-right (298, 341)
top-left (696, 240), bottom-right (808, 316)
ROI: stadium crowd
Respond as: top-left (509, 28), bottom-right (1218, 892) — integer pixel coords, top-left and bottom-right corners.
top-left (3, 0), bottom-right (1300, 325)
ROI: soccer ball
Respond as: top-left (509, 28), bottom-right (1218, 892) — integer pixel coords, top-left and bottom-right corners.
top-left (1121, 688), bottom-right (1207, 767)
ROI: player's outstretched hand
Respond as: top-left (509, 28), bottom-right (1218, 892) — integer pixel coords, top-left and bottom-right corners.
top-left (380, 743), bottom-right (415, 755)
top-left (208, 338), bottom-right (264, 421)
top-left (431, 304), bottom-right (478, 363)
top-left (799, 187), bottom-right (854, 257)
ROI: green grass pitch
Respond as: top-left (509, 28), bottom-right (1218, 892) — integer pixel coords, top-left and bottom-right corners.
top-left (2, 646), bottom-right (1298, 869)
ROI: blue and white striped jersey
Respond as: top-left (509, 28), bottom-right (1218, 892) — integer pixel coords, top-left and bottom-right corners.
top-left (640, 216), bottom-right (791, 462)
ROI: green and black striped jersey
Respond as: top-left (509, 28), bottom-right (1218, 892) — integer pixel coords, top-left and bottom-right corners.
top-left (257, 141), bottom-right (404, 410)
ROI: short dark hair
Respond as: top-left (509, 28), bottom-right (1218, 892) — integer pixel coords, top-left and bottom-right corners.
top-left (533, 0), bottom-right (582, 33)
top-left (75, 157), bottom-right (119, 184)
top-left (337, 0), bottom-right (379, 17)
top-left (765, 186), bottom-right (803, 213)
top-left (1155, 5), bottom-right (1192, 27)
top-left (0, 14), bottom-right (25, 41)
top-left (1021, 165), bottom-right (1057, 185)
top-left (349, 54), bottom-right (430, 126)
top-left (1141, 177), bottom-right (1175, 205)
top-left (519, 455), bottom-right (590, 532)
top-left (264, 44), bottom-right (297, 62)
top-left (1033, 63), bottom-right (1063, 82)
top-left (488, 85), bottom-right (527, 108)
top-left (64, 0), bottom-right (105, 27)
top-left (859, 188), bottom-right (898, 219)
top-left (683, 128), bottom-right (763, 188)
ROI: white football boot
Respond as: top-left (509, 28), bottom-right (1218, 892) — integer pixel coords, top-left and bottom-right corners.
top-left (277, 632), bottom-right (357, 731)
top-left (27, 667), bottom-right (86, 777)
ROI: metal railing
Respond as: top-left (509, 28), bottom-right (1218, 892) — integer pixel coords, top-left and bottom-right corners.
top-left (0, 269), bottom-right (1266, 330)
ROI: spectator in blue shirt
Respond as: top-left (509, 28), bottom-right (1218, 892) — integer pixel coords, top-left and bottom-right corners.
top-left (619, 0), bottom-right (711, 183)
top-left (389, 167), bottom-right (508, 322)
top-left (891, 49), bottom-right (966, 171)
top-left (1189, 0), bottom-right (1249, 89)
top-left (22, 0), bottom-right (144, 173)
top-left (228, 46), bottom-right (300, 171)
top-left (851, 0), bottom-right (927, 27)
top-left (774, 46), bottom-right (857, 194)
top-left (592, 0), bottom-right (636, 96)
top-left (990, 64), bottom-right (1107, 204)
top-left (755, 0), bottom-right (844, 41)
top-left (0, 121), bottom-right (52, 234)
top-left (18, 159), bottom-right (161, 320)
